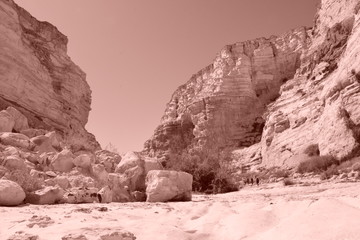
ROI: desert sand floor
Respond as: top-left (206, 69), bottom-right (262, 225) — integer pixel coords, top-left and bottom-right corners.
top-left (1, 181), bottom-right (360, 240)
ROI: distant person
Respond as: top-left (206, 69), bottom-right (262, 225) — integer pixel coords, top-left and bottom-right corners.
top-left (250, 178), bottom-right (254, 185)
top-left (256, 177), bottom-right (260, 186)
top-left (246, 178), bottom-right (250, 185)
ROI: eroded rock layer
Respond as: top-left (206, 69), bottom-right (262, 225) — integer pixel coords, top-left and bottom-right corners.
top-left (0, 0), bottom-right (99, 151)
top-left (146, 0), bottom-right (360, 170)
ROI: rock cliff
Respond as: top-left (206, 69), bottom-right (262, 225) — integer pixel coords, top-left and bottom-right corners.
top-left (145, 0), bottom-right (360, 170)
top-left (0, 0), bottom-right (99, 151)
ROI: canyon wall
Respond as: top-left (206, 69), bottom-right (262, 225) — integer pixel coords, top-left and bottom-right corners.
top-left (0, 0), bottom-right (99, 151)
top-left (145, 0), bottom-right (360, 170)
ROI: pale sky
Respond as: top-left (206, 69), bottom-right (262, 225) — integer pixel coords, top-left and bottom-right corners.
top-left (15, 0), bottom-right (319, 153)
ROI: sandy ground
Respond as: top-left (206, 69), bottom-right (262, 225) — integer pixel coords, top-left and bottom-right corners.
top-left (1, 181), bottom-right (360, 240)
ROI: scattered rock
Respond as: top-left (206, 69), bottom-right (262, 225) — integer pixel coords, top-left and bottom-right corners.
top-left (100, 231), bottom-right (136, 240)
top-left (61, 234), bottom-right (88, 240)
top-left (146, 170), bottom-right (193, 202)
top-left (7, 232), bottom-right (39, 240)
top-left (0, 179), bottom-right (26, 206)
top-left (98, 186), bottom-right (113, 203)
top-left (26, 215), bottom-right (54, 228)
top-left (131, 191), bottom-right (146, 202)
top-left (25, 186), bottom-right (65, 205)
top-left (339, 173), bottom-right (347, 179)
top-left (62, 187), bottom-right (100, 204)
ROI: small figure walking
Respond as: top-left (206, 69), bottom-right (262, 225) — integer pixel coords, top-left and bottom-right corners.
top-left (256, 177), bottom-right (260, 186)
top-left (250, 178), bottom-right (254, 185)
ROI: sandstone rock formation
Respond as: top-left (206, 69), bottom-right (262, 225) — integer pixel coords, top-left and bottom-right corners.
top-left (146, 170), bottom-right (193, 202)
top-left (145, 0), bottom-right (360, 171)
top-left (0, 0), bottom-right (99, 152)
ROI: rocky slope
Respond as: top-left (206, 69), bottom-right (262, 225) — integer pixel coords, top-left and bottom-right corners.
top-left (145, 0), bottom-right (360, 171)
top-left (0, 0), bottom-right (99, 151)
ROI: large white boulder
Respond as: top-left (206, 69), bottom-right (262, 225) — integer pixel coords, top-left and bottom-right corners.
top-left (0, 179), bottom-right (25, 206)
top-left (6, 106), bottom-right (29, 132)
top-left (0, 110), bottom-right (15, 132)
top-left (146, 170), bottom-right (193, 202)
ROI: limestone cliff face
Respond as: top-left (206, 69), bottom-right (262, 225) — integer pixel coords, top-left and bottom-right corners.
top-left (144, 27), bottom-right (310, 162)
top-left (261, 0), bottom-right (360, 167)
top-left (146, 0), bottom-right (360, 170)
top-left (0, 0), bottom-right (99, 151)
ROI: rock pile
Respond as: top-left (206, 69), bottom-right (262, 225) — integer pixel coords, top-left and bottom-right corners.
top-left (0, 106), bottom-right (193, 206)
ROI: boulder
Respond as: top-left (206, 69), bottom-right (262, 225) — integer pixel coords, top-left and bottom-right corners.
top-left (115, 151), bottom-right (142, 173)
top-left (144, 157), bottom-right (163, 174)
top-left (62, 187), bottom-right (100, 204)
top-left (0, 110), bottom-right (15, 132)
top-left (95, 150), bottom-right (116, 168)
top-left (98, 186), bottom-right (113, 203)
top-left (115, 152), bottom-right (162, 192)
top-left (0, 179), bottom-right (26, 206)
top-left (2, 146), bottom-right (21, 157)
top-left (31, 135), bottom-right (57, 153)
top-left (6, 106), bottom-right (29, 132)
top-left (95, 150), bottom-right (121, 172)
top-left (53, 176), bottom-right (70, 189)
top-left (73, 154), bottom-right (94, 170)
top-left (0, 132), bottom-right (33, 149)
top-left (67, 172), bottom-right (96, 188)
top-left (25, 186), bottom-right (65, 205)
top-left (3, 156), bottom-right (27, 170)
top-left (50, 149), bottom-right (75, 172)
top-left (20, 128), bottom-right (47, 138)
top-left (29, 169), bottom-right (47, 180)
top-left (91, 164), bottom-right (109, 183)
top-left (108, 173), bottom-right (132, 202)
top-left (146, 170), bottom-right (193, 202)
top-left (45, 131), bottom-right (61, 150)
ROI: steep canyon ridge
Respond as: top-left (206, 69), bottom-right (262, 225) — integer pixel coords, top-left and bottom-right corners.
top-left (1, 0), bottom-right (360, 239)
top-left (145, 0), bottom-right (360, 171)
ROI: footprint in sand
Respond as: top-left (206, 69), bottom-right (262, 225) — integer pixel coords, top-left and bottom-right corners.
top-left (26, 215), bottom-right (54, 228)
